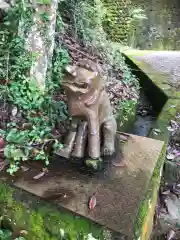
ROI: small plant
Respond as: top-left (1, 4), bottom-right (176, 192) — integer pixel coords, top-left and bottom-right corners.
top-left (118, 100), bottom-right (137, 121)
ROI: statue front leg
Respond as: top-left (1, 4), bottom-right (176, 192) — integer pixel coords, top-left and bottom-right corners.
top-left (87, 113), bottom-right (100, 159)
top-left (71, 121), bottom-right (88, 158)
top-left (102, 117), bottom-right (117, 156)
top-left (56, 118), bottom-right (78, 159)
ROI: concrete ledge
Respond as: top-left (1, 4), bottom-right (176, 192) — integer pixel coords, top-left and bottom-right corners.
top-left (122, 50), bottom-right (180, 239)
top-left (123, 50), bottom-right (180, 144)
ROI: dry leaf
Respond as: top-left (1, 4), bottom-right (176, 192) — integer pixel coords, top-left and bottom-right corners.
top-left (167, 126), bottom-right (175, 132)
top-left (167, 229), bottom-right (176, 240)
top-left (21, 165), bottom-right (30, 172)
top-left (33, 171), bottom-right (45, 180)
top-left (162, 190), bottom-right (170, 195)
top-left (12, 107), bottom-right (18, 116)
top-left (112, 158), bottom-right (126, 167)
top-left (0, 138), bottom-right (5, 149)
top-left (166, 154), bottom-right (175, 160)
top-left (154, 128), bottom-right (161, 133)
top-left (0, 162), bottom-right (6, 171)
top-left (20, 230), bottom-right (28, 235)
top-left (89, 195), bottom-right (96, 210)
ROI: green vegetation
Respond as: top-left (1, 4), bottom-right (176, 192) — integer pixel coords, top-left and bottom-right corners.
top-left (0, 0), bottom-right (140, 174)
top-left (102, 0), bottom-right (147, 45)
top-left (0, 182), bottom-right (105, 240)
top-left (0, 0), bottom-right (69, 174)
top-left (61, 0), bottom-right (139, 87)
top-left (0, 227), bottom-right (26, 240)
top-left (116, 99), bottom-right (137, 131)
top-left (134, 143), bottom-right (166, 238)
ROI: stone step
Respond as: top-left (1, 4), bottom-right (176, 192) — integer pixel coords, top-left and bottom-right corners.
top-left (0, 133), bottom-right (165, 240)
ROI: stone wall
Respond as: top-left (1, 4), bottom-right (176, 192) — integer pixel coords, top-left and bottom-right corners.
top-left (130, 0), bottom-right (180, 50)
top-left (103, 0), bottom-right (132, 43)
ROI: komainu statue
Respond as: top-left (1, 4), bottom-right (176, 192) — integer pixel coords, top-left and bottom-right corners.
top-left (57, 59), bottom-right (117, 167)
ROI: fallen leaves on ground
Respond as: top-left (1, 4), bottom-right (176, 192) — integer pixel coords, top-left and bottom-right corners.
top-left (33, 168), bottom-right (49, 180)
top-left (88, 195), bottom-right (97, 210)
top-left (153, 116), bottom-right (180, 239)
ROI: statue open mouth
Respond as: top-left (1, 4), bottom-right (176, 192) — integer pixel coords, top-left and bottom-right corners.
top-left (62, 81), bottom-right (90, 94)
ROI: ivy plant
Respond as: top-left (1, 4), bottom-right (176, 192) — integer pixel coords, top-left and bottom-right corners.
top-left (0, 0), bottom-right (69, 174)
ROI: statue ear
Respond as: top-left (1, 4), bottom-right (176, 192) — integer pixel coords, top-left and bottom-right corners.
top-left (65, 65), bottom-right (77, 77)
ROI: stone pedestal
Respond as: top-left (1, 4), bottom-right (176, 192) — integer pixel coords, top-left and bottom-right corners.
top-left (0, 134), bottom-right (165, 239)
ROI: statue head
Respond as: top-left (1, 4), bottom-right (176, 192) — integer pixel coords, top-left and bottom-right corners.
top-left (62, 60), bottom-right (103, 95)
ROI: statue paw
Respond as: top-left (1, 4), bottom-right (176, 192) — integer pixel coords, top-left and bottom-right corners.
top-left (55, 147), bottom-right (71, 159)
top-left (101, 145), bottom-right (115, 156)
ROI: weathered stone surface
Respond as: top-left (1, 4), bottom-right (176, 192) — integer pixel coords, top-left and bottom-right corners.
top-left (23, 1), bottom-right (58, 90)
top-left (4, 133), bottom-right (165, 238)
top-left (134, 51), bottom-right (180, 88)
top-left (124, 50), bottom-right (180, 97)
top-left (129, 0), bottom-right (180, 50)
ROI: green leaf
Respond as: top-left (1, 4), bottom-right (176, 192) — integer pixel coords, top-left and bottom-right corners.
top-left (6, 129), bottom-right (29, 145)
top-left (11, 149), bottom-right (25, 160)
top-left (0, 228), bottom-right (12, 240)
top-left (15, 237), bottom-right (26, 240)
top-left (7, 164), bottom-right (19, 175)
top-left (4, 145), bottom-right (13, 158)
top-left (38, 0), bottom-right (51, 4)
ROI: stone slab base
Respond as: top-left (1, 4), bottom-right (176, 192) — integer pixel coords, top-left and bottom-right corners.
top-left (0, 133), bottom-right (164, 239)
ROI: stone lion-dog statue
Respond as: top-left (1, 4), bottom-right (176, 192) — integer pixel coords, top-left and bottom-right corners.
top-left (57, 59), bottom-right (117, 166)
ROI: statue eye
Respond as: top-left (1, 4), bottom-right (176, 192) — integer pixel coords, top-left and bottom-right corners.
top-left (78, 82), bottom-right (87, 88)
top-left (83, 83), bottom-right (88, 88)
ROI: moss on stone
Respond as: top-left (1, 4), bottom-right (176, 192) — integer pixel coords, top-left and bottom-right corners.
top-left (0, 182), bottom-right (104, 240)
top-left (102, 0), bottom-right (132, 43)
top-left (134, 142), bottom-right (166, 239)
top-left (123, 50), bottom-right (180, 239)
top-left (149, 99), bottom-right (180, 142)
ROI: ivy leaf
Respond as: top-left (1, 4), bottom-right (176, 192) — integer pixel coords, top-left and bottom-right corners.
top-left (7, 164), bottom-right (19, 175)
top-left (38, 0), bottom-right (51, 4)
top-left (11, 149), bottom-right (25, 160)
top-left (6, 129), bottom-right (29, 144)
top-left (0, 228), bottom-right (12, 239)
top-left (4, 145), bottom-right (13, 158)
